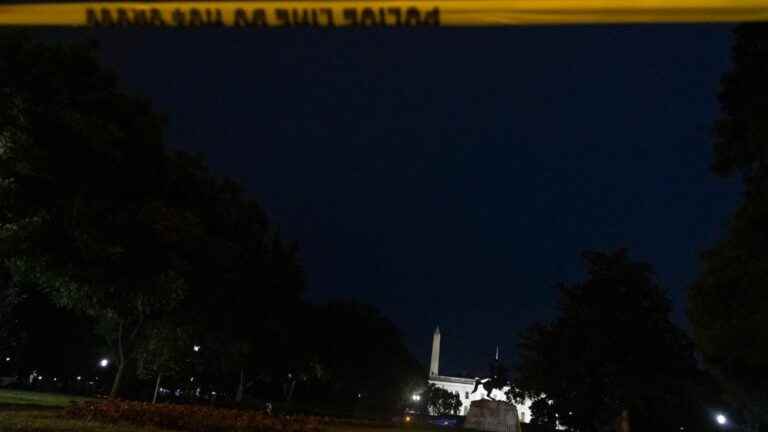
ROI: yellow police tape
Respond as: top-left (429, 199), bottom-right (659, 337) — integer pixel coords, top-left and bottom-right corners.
top-left (0, 0), bottom-right (766, 27)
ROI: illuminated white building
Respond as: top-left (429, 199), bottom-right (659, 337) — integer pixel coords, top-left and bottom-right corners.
top-left (426, 326), bottom-right (533, 422)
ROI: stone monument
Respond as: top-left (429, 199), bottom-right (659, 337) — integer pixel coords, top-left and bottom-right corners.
top-left (464, 399), bottom-right (520, 432)
top-left (465, 350), bottom-right (520, 432)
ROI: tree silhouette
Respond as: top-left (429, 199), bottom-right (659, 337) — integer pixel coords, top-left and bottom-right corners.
top-left (519, 250), bottom-right (717, 432)
top-left (690, 24), bottom-right (768, 432)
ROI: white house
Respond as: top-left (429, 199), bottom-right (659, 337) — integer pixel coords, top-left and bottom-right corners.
top-left (426, 326), bottom-right (534, 422)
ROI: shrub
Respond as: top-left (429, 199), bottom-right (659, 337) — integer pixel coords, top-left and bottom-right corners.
top-left (65, 399), bottom-right (323, 432)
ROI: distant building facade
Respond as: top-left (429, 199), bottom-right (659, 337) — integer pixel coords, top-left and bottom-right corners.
top-left (426, 326), bottom-right (533, 422)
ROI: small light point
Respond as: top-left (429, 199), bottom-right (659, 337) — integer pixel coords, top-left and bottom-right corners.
top-left (715, 413), bottom-right (727, 426)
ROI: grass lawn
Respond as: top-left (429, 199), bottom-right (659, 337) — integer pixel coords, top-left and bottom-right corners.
top-left (0, 412), bottom-right (416, 432)
top-left (0, 389), bottom-right (92, 407)
top-left (0, 408), bottom-right (409, 432)
top-left (0, 389), bottom-right (420, 432)
top-left (0, 389), bottom-right (146, 431)
top-left (0, 409), bottom-right (174, 432)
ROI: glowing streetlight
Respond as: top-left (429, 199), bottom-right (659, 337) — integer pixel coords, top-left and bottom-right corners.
top-left (715, 413), bottom-right (727, 426)
top-left (99, 358), bottom-right (109, 368)
top-left (193, 345), bottom-right (201, 352)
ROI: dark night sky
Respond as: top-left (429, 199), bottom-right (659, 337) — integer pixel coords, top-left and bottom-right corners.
top-left (52, 25), bottom-right (741, 375)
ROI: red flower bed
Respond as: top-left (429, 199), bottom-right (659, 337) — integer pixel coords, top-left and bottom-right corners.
top-left (65, 399), bottom-right (324, 432)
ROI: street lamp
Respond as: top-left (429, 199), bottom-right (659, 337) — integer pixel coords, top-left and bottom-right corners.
top-left (99, 358), bottom-right (109, 368)
top-left (193, 345), bottom-right (201, 352)
top-left (715, 413), bottom-right (727, 426)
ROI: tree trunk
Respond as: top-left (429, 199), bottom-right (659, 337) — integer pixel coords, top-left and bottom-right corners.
top-left (286, 379), bottom-right (296, 402)
top-left (614, 410), bottom-right (630, 432)
top-left (110, 322), bottom-right (125, 398)
top-left (109, 317), bottom-right (145, 399)
top-left (152, 373), bottom-right (162, 404)
top-left (235, 368), bottom-right (245, 403)
top-left (110, 361), bottom-right (125, 398)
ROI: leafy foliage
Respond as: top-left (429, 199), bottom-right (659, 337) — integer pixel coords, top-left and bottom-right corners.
top-left (527, 398), bottom-right (557, 430)
top-left (0, 268), bottom-right (25, 369)
top-left (0, 36), bottom-right (188, 396)
top-left (689, 23), bottom-right (768, 432)
top-left (689, 194), bottom-right (768, 430)
top-left (712, 24), bottom-right (768, 191)
top-left (518, 250), bottom-right (717, 432)
top-left (135, 321), bottom-right (193, 385)
top-left (0, 35), bottom-right (420, 415)
top-left (295, 301), bottom-right (422, 418)
top-left (0, 36), bottom-right (310, 400)
top-left (424, 384), bottom-right (461, 416)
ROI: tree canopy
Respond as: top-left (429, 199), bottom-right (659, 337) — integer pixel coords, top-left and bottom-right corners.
top-left (0, 35), bottom-right (419, 417)
top-left (518, 250), bottom-right (717, 432)
top-left (712, 24), bottom-right (768, 192)
top-left (424, 383), bottom-right (461, 416)
top-left (689, 23), bottom-right (768, 432)
top-left (0, 36), bottom-right (303, 398)
top-left (0, 36), bottom-right (182, 396)
top-left (300, 301), bottom-right (423, 418)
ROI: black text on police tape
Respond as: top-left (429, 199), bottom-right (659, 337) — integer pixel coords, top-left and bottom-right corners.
top-left (86, 7), bottom-right (440, 27)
